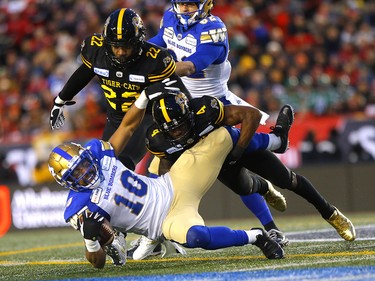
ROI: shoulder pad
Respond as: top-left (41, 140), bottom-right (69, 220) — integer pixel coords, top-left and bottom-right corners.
top-left (200, 27), bottom-right (227, 44)
top-left (80, 34), bottom-right (105, 69)
top-left (143, 43), bottom-right (176, 82)
top-left (99, 140), bottom-right (113, 151)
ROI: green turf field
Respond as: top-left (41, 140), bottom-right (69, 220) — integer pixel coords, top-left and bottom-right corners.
top-left (1, 213), bottom-right (374, 281)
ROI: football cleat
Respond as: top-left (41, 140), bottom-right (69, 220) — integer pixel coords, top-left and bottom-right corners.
top-left (270, 104), bottom-right (294, 153)
top-left (127, 236), bottom-right (162, 260)
top-left (263, 180), bottom-right (287, 212)
top-left (161, 240), bottom-right (187, 258)
top-left (267, 229), bottom-right (290, 247)
top-left (251, 228), bottom-right (285, 259)
top-left (326, 207), bottom-right (356, 241)
top-left (105, 232), bottom-right (127, 266)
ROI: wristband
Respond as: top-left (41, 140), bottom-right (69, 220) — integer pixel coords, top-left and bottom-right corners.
top-left (134, 91), bottom-right (148, 109)
top-left (84, 239), bottom-right (101, 252)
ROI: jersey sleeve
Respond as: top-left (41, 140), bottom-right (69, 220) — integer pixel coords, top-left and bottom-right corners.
top-left (185, 16), bottom-right (229, 71)
top-left (146, 45), bottom-right (177, 83)
top-left (80, 34), bottom-right (103, 70)
top-left (145, 124), bottom-right (168, 159)
top-left (194, 96), bottom-right (225, 127)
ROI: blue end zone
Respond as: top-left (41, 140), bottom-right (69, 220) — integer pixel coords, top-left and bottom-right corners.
top-left (55, 266), bottom-right (375, 281)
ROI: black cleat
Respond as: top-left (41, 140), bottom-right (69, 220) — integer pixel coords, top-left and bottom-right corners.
top-left (252, 228), bottom-right (285, 259)
top-left (267, 229), bottom-right (290, 247)
top-left (270, 104), bottom-right (294, 153)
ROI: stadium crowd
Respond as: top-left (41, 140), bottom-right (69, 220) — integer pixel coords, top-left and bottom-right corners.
top-left (0, 0), bottom-right (374, 147)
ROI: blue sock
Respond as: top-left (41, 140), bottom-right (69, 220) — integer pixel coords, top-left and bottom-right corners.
top-left (246, 133), bottom-right (270, 153)
top-left (240, 193), bottom-right (273, 226)
top-left (185, 225), bottom-right (249, 249)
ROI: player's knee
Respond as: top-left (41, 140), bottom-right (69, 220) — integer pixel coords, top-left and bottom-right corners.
top-left (185, 225), bottom-right (211, 248)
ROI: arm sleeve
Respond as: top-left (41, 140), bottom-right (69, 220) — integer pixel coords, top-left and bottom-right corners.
top-left (58, 64), bottom-right (96, 101)
top-left (184, 43), bottom-right (227, 73)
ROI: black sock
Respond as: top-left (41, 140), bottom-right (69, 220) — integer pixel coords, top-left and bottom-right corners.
top-left (264, 221), bottom-right (278, 232)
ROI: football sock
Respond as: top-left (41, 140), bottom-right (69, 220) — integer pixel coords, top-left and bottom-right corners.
top-left (186, 226), bottom-right (249, 249)
top-left (240, 193), bottom-right (274, 226)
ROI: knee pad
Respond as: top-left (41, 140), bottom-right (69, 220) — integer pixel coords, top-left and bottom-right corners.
top-left (185, 226), bottom-right (210, 248)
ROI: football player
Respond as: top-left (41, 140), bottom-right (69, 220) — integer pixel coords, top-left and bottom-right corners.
top-left (49, 8), bottom-right (188, 171)
top-left (147, 91), bottom-right (356, 246)
top-left (147, 0), bottom-right (356, 253)
top-left (48, 86), bottom-right (284, 269)
top-left (145, 0), bottom-right (284, 256)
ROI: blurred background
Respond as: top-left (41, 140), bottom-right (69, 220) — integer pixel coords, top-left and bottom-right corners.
top-left (0, 0), bottom-right (374, 236)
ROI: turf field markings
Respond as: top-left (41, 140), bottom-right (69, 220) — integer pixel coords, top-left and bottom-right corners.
top-left (0, 242), bottom-right (82, 256)
top-left (1, 250), bottom-right (374, 267)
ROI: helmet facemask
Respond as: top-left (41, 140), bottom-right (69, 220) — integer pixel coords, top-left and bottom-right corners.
top-left (160, 111), bottom-right (196, 147)
top-left (172, 0), bottom-right (213, 30)
top-left (152, 92), bottom-right (196, 148)
top-left (48, 143), bottom-right (103, 192)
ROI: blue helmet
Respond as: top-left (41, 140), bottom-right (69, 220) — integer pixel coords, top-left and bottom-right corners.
top-left (48, 142), bottom-right (103, 192)
top-left (171, 0), bottom-right (214, 29)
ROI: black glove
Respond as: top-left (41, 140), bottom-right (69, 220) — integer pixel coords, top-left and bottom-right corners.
top-left (225, 145), bottom-right (245, 166)
top-left (144, 78), bottom-right (181, 100)
top-left (50, 97), bottom-right (76, 130)
top-left (79, 210), bottom-right (104, 241)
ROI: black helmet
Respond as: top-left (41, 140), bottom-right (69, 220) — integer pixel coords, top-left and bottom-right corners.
top-left (152, 92), bottom-right (196, 147)
top-left (103, 8), bottom-right (146, 67)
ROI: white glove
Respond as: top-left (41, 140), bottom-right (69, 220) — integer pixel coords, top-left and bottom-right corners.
top-left (144, 78), bottom-right (181, 100)
top-left (50, 96), bottom-right (75, 130)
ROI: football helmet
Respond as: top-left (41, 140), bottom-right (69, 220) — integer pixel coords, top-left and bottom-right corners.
top-left (172, 0), bottom-right (213, 29)
top-left (48, 142), bottom-right (103, 192)
top-left (103, 8), bottom-right (146, 67)
top-left (152, 92), bottom-right (196, 147)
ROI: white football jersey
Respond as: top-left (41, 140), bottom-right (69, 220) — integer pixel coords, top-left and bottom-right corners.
top-left (64, 139), bottom-right (173, 240)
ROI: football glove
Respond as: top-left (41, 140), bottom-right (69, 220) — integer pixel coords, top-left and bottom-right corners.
top-left (144, 78), bottom-right (181, 100)
top-left (79, 210), bottom-right (104, 241)
top-left (50, 96), bottom-right (75, 130)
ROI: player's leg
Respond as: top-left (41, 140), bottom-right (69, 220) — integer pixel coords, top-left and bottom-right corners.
top-left (218, 165), bottom-right (288, 246)
top-left (162, 128), bottom-right (284, 259)
top-left (163, 127), bottom-right (233, 242)
top-left (243, 150), bottom-right (356, 241)
top-left (184, 225), bottom-right (284, 259)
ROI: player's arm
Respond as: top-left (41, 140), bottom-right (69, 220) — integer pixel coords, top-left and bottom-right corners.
top-left (58, 64), bottom-right (95, 100)
top-left (110, 79), bottom-right (179, 156)
top-left (109, 93), bottom-right (148, 157)
top-left (222, 105), bottom-right (262, 164)
top-left (85, 247), bottom-right (107, 269)
top-left (176, 43), bottom-right (226, 76)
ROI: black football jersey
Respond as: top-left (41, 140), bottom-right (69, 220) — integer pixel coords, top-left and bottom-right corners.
top-left (146, 96), bottom-right (225, 161)
top-left (80, 34), bottom-right (177, 125)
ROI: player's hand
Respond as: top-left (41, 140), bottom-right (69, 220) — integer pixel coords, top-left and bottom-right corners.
top-left (50, 97), bottom-right (75, 130)
top-left (144, 78), bottom-right (181, 100)
top-left (79, 210), bottom-right (104, 241)
top-left (225, 145), bottom-right (245, 166)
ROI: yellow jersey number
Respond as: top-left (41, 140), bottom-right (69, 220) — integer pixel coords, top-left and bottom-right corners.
top-left (101, 85), bottom-right (140, 112)
top-left (90, 35), bottom-right (103, 47)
